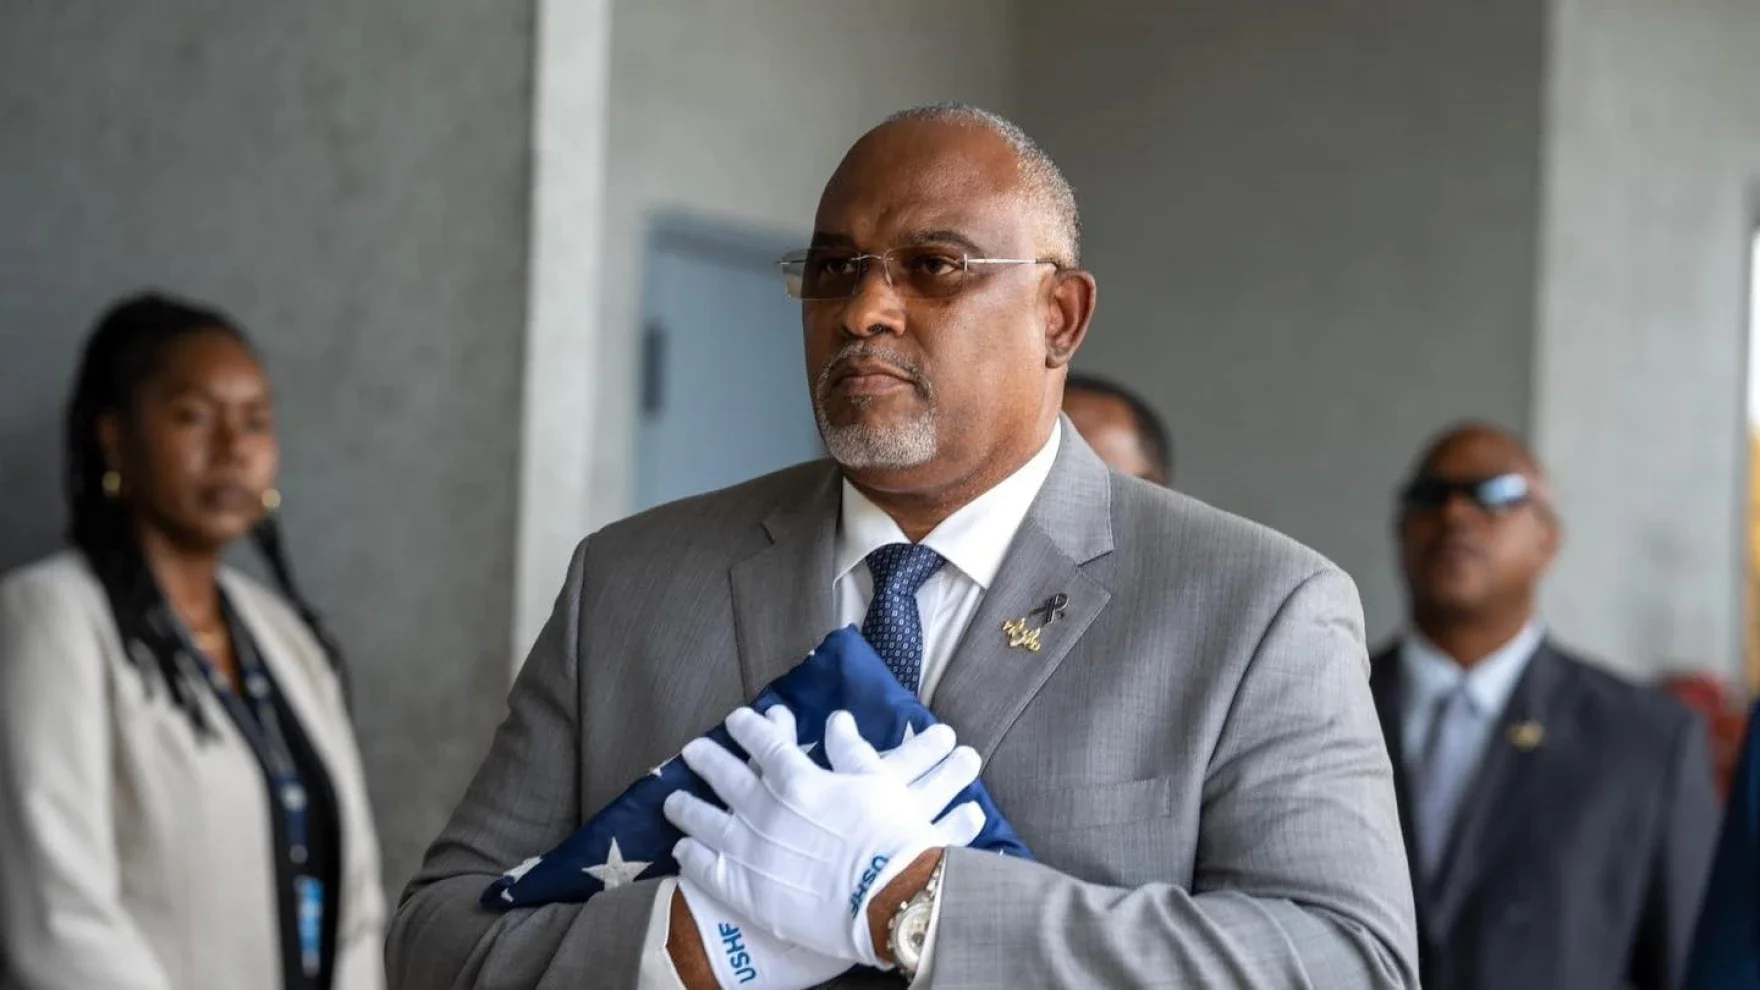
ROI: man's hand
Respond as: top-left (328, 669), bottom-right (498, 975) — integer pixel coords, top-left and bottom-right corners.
top-left (664, 707), bottom-right (984, 967)
top-left (667, 708), bottom-right (982, 986)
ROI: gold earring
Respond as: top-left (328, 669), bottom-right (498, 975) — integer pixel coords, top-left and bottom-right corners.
top-left (262, 488), bottom-right (282, 512)
top-left (101, 470), bottom-right (122, 498)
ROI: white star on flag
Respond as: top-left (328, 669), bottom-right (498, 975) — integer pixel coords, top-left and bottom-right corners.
top-left (881, 723), bottom-right (917, 757)
top-left (498, 855), bottom-right (546, 902)
top-left (503, 855), bottom-right (543, 882)
top-left (583, 838), bottom-right (652, 889)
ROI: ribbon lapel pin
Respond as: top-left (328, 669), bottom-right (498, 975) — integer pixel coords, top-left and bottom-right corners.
top-left (1002, 593), bottom-right (1069, 653)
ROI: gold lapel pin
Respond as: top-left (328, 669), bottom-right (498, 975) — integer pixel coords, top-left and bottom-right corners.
top-left (1002, 594), bottom-right (1069, 652)
top-left (1001, 616), bottom-right (1042, 652)
top-left (1508, 721), bottom-right (1545, 751)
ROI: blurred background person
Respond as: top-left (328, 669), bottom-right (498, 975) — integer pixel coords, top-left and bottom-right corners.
top-left (1685, 698), bottom-right (1760, 988)
top-left (1371, 422), bottom-right (1717, 990)
top-left (1061, 371), bottom-right (1173, 485)
top-left (0, 294), bottom-right (386, 990)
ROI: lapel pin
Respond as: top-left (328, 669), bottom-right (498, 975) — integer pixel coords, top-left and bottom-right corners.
top-left (1508, 721), bottom-right (1545, 751)
top-left (1001, 616), bottom-right (1042, 652)
top-left (1003, 593), bottom-right (1069, 653)
top-left (1031, 593), bottom-right (1070, 626)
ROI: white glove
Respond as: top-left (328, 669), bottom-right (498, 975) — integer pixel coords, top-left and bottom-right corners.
top-left (676, 707), bottom-right (980, 989)
top-left (678, 878), bottom-right (850, 990)
top-left (665, 706), bottom-right (983, 968)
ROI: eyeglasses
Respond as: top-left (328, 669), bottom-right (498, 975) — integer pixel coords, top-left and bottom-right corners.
top-left (777, 246), bottom-right (1060, 300)
top-left (1398, 473), bottom-right (1533, 515)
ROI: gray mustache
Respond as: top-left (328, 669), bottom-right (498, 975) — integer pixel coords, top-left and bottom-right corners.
top-left (814, 344), bottom-right (931, 400)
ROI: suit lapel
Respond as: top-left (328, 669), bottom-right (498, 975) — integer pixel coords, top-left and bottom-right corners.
top-left (729, 464), bottom-right (841, 698)
top-left (1427, 642), bottom-right (1567, 934)
top-left (220, 574), bottom-right (339, 774)
top-left (1368, 650), bottom-right (1422, 900)
top-left (931, 427), bottom-right (1115, 761)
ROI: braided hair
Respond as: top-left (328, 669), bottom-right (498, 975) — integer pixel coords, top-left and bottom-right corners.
top-left (64, 292), bottom-right (344, 735)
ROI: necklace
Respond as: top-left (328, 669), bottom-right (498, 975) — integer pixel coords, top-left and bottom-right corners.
top-left (191, 625), bottom-right (228, 655)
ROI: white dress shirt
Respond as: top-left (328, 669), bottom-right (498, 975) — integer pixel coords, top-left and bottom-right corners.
top-left (1398, 623), bottom-right (1544, 807)
top-left (641, 425), bottom-right (1063, 988)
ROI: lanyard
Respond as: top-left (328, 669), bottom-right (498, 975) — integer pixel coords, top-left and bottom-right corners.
top-left (177, 600), bottom-right (322, 977)
top-left (184, 613), bottom-right (310, 862)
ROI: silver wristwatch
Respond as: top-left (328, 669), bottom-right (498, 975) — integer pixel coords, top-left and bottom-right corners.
top-left (887, 853), bottom-right (947, 980)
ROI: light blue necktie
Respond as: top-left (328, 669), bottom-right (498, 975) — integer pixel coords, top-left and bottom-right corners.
top-left (1415, 685), bottom-right (1480, 879)
top-left (861, 544), bottom-right (946, 695)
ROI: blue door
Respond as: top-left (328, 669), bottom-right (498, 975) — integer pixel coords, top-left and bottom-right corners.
top-left (635, 220), bottom-right (824, 511)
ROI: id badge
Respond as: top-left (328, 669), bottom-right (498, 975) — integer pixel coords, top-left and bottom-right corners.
top-left (295, 875), bottom-right (324, 978)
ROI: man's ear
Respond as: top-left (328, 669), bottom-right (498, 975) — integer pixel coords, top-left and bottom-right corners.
top-left (1540, 508), bottom-right (1563, 562)
top-left (1043, 269), bottom-right (1097, 370)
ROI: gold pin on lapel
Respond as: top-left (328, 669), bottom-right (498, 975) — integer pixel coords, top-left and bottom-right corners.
top-left (1002, 594), bottom-right (1068, 653)
top-left (1002, 616), bottom-right (1042, 652)
top-left (1508, 721), bottom-right (1545, 751)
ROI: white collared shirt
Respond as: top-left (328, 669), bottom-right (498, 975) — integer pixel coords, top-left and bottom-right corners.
top-left (1398, 623), bottom-right (1544, 785)
top-left (832, 424), bottom-right (1062, 704)
top-left (643, 425), bottom-right (1063, 988)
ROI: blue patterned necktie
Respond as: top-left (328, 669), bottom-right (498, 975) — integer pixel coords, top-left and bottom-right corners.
top-left (861, 543), bottom-right (946, 695)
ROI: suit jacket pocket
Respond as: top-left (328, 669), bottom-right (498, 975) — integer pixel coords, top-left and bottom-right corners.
top-left (1005, 774), bottom-right (1175, 833)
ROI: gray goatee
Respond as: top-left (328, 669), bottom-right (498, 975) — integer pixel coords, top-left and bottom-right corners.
top-left (812, 345), bottom-right (938, 470)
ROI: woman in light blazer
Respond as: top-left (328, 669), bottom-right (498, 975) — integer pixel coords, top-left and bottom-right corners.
top-left (0, 293), bottom-right (385, 990)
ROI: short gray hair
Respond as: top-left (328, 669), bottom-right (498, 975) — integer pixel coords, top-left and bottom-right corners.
top-left (884, 102), bottom-right (1081, 268)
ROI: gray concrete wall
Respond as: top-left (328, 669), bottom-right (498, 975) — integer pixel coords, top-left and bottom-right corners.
top-left (1534, 0), bottom-right (1760, 680)
top-left (1014, 0), bottom-right (1549, 645)
top-left (0, 2), bottom-right (534, 892)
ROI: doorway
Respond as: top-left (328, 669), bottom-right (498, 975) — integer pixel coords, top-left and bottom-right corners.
top-left (634, 216), bottom-right (824, 511)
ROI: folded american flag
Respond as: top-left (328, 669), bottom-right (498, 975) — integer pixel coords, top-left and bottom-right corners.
top-left (483, 625), bottom-right (1032, 909)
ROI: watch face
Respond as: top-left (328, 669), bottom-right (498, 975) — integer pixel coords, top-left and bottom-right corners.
top-left (897, 904), bottom-right (932, 966)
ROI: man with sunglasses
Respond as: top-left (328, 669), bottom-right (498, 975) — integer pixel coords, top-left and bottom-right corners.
top-left (391, 103), bottom-right (1418, 989)
top-left (1372, 423), bottom-right (1717, 990)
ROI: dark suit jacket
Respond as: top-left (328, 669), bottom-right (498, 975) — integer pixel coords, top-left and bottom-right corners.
top-left (1684, 699), bottom-right (1760, 988)
top-left (1371, 640), bottom-right (1718, 990)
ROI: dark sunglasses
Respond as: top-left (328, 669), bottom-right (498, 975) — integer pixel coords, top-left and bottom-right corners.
top-left (1399, 473), bottom-right (1532, 515)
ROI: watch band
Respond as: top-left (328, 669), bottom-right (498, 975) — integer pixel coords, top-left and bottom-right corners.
top-left (887, 852), bottom-right (947, 980)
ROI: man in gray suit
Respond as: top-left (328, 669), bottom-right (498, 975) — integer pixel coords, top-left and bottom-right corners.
top-left (387, 103), bottom-right (1418, 989)
top-left (1372, 423), bottom-right (1717, 990)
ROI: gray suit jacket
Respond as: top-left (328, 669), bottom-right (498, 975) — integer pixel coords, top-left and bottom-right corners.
top-left (1371, 640), bottom-right (1717, 990)
top-left (388, 431), bottom-right (1419, 989)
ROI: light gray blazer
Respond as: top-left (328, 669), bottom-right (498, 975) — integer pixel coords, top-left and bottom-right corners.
top-left (0, 552), bottom-right (386, 990)
top-left (389, 431), bottom-right (1419, 989)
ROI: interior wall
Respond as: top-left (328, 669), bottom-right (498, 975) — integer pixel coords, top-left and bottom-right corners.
top-left (1534, 0), bottom-right (1760, 680)
top-left (0, 2), bottom-right (535, 892)
top-left (1014, 0), bottom-right (1549, 644)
